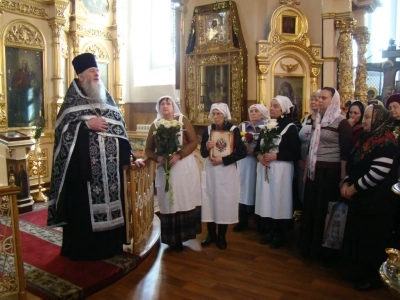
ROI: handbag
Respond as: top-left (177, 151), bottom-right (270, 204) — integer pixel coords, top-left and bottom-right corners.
top-left (321, 200), bottom-right (348, 249)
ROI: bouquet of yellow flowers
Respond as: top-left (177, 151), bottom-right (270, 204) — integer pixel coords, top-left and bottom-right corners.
top-left (257, 119), bottom-right (279, 182)
top-left (153, 119), bottom-right (183, 203)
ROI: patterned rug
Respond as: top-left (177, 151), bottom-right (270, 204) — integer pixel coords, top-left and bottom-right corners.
top-left (2, 208), bottom-right (141, 300)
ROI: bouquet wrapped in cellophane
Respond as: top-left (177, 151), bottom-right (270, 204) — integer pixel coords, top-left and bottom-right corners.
top-left (153, 119), bottom-right (183, 203)
top-left (257, 119), bottom-right (279, 182)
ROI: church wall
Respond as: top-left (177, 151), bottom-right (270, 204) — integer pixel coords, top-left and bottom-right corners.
top-left (185, 0), bottom-right (323, 103)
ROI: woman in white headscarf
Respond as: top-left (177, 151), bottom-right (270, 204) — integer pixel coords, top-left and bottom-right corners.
top-left (145, 96), bottom-right (201, 252)
top-left (255, 96), bottom-right (301, 249)
top-left (200, 103), bottom-right (247, 249)
top-left (300, 87), bottom-right (352, 263)
top-left (233, 104), bottom-right (269, 232)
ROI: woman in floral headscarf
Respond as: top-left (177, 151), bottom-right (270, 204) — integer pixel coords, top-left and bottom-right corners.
top-left (234, 104), bottom-right (269, 232)
top-left (300, 87), bottom-right (352, 263)
top-left (145, 96), bottom-right (201, 252)
top-left (200, 103), bottom-right (247, 249)
top-left (254, 96), bottom-right (301, 249)
top-left (341, 104), bottom-right (398, 291)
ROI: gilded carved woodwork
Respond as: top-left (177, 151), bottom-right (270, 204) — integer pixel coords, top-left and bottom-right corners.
top-left (335, 18), bottom-right (356, 104)
top-left (279, 0), bottom-right (301, 5)
top-left (280, 61), bottom-right (299, 73)
top-left (0, 104), bottom-right (6, 127)
top-left (256, 4), bottom-right (323, 115)
top-left (5, 22), bottom-right (44, 48)
top-left (185, 1), bottom-right (247, 125)
top-left (123, 160), bottom-right (155, 252)
top-left (28, 148), bottom-right (48, 177)
top-left (353, 27), bottom-right (370, 103)
top-left (76, 23), bottom-right (112, 39)
top-left (0, 0), bottom-right (48, 18)
top-left (83, 43), bottom-right (109, 61)
top-left (0, 187), bottom-right (27, 299)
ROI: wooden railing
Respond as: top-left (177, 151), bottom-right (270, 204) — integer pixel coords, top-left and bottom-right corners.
top-left (123, 159), bottom-right (155, 252)
top-left (0, 186), bottom-right (27, 300)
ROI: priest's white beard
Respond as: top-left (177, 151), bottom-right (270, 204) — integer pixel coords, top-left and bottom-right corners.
top-left (81, 78), bottom-right (107, 103)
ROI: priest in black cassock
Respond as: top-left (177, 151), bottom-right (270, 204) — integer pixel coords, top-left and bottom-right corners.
top-left (47, 53), bottom-right (143, 261)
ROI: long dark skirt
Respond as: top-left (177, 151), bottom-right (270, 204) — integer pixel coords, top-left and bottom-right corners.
top-left (342, 190), bottom-right (397, 280)
top-left (300, 167), bottom-right (341, 258)
top-left (159, 206), bottom-right (202, 245)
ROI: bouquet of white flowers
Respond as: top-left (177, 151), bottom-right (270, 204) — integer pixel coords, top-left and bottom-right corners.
top-left (153, 119), bottom-right (184, 203)
top-left (257, 119), bottom-right (279, 182)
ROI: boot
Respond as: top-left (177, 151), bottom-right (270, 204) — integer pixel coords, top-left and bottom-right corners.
top-left (233, 208), bottom-right (248, 232)
top-left (259, 231), bottom-right (275, 245)
top-left (270, 231), bottom-right (285, 249)
top-left (201, 222), bottom-right (216, 247)
top-left (216, 224), bottom-right (228, 249)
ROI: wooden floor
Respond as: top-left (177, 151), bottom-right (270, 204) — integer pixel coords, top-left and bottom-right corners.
top-left (83, 221), bottom-right (394, 300)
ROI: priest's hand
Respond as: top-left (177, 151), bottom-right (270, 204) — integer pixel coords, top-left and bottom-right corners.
top-left (132, 158), bottom-right (145, 168)
top-left (88, 117), bottom-right (108, 132)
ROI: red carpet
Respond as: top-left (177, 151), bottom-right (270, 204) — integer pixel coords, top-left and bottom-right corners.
top-left (4, 209), bottom-right (141, 299)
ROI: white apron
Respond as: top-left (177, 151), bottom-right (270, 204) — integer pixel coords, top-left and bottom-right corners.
top-left (201, 125), bottom-right (239, 224)
top-left (255, 123), bottom-right (294, 219)
top-left (297, 115), bottom-right (313, 202)
top-left (237, 122), bottom-right (259, 206)
top-left (154, 115), bottom-right (201, 214)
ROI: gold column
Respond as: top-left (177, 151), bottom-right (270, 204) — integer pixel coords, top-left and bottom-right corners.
top-left (0, 9), bottom-right (5, 128)
top-left (335, 18), bottom-right (356, 105)
top-left (353, 26), bottom-right (370, 103)
top-left (49, 21), bottom-right (65, 128)
top-left (256, 58), bottom-right (269, 107)
top-left (308, 66), bottom-right (321, 115)
top-left (113, 40), bottom-right (125, 117)
top-left (71, 34), bottom-right (81, 59)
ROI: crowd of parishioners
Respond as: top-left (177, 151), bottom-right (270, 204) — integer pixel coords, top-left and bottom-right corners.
top-left (144, 91), bottom-right (400, 292)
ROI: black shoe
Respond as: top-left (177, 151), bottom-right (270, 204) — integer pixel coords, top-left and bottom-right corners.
top-left (174, 242), bottom-right (184, 253)
top-left (232, 223), bottom-right (248, 232)
top-left (353, 278), bottom-right (383, 291)
top-left (216, 236), bottom-right (227, 250)
top-left (269, 234), bottom-right (285, 249)
top-left (201, 235), bottom-right (215, 247)
top-left (259, 232), bottom-right (275, 245)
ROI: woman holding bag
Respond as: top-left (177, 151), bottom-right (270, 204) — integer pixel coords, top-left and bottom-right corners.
top-left (145, 96), bottom-right (201, 252)
top-left (300, 87), bottom-right (353, 263)
top-left (341, 104), bottom-right (399, 291)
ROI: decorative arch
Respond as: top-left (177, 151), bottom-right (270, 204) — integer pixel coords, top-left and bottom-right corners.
top-left (256, 4), bottom-right (323, 117)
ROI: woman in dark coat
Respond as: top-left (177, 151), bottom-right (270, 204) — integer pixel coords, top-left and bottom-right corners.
top-left (341, 104), bottom-right (398, 291)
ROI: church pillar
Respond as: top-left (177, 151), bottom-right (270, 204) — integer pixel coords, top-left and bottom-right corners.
top-left (48, 21), bottom-right (65, 128)
top-left (179, 0), bottom-right (189, 114)
top-left (0, 10), bottom-right (4, 128)
top-left (335, 18), bottom-right (356, 104)
top-left (256, 61), bottom-right (269, 107)
top-left (353, 26), bottom-right (370, 103)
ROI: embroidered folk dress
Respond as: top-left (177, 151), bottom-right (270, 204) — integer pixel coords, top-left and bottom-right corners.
top-left (145, 114), bottom-right (202, 245)
top-left (200, 122), bottom-right (247, 224)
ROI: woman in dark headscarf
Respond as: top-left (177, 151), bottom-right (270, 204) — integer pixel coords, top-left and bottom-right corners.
top-left (346, 100), bottom-right (365, 145)
top-left (341, 104), bottom-right (398, 291)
